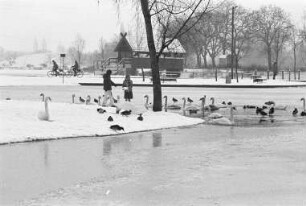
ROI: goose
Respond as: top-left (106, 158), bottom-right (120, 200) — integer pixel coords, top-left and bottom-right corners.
top-left (208, 106), bottom-right (235, 125)
top-left (40, 93), bottom-right (45, 101)
top-left (38, 96), bottom-right (52, 121)
top-left (79, 96), bottom-right (85, 103)
top-left (163, 95), bottom-right (181, 111)
top-left (301, 98), bottom-right (306, 116)
top-left (121, 110), bottom-right (132, 116)
top-left (85, 95), bottom-right (91, 105)
top-left (182, 97), bottom-right (200, 115)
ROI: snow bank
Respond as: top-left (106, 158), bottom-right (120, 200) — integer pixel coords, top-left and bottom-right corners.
top-left (0, 100), bottom-right (204, 144)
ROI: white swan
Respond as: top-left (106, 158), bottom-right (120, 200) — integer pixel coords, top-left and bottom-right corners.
top-left (85, 95), bottom-right (91, 105)
top-left (38, 96), bottom-right (51, 121)
top-left (208, 105), bottom-right (234, 126)
top-left (40, 93), bottom-right (45, 101)
top-left (144, 95), bottom-right (152, 110)
top-left (163, 95), bottom-right (181, 112)
top-left (207, 97), bottom-right (227, 112)
top-left (182, 97), bottom-right (200, 116)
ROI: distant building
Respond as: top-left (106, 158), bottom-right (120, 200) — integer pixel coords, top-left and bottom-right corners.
top-left (95, 33), bottom-right (186, 75)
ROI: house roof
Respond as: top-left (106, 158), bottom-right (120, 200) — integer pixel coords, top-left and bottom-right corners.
top-left (114, 33), bottom-right (133, 52)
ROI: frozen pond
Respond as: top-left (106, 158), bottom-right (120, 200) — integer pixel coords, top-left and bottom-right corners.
top-left (0, 85), bottom-right (306, 205)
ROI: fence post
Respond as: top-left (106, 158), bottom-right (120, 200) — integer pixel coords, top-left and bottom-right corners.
top-left (288, 70), bottom-right (291, 81)
top-left (241, 73), bottom-right (243, 79)
top-left (298, 70), bottom-right (301, 80)
top-left (282, 71), bottom-right (284, 80)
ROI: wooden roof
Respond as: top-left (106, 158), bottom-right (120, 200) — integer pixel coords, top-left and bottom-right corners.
top-left (114, 33), bottom-right (133, 52)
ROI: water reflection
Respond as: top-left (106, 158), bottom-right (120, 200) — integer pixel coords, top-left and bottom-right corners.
top-left (152, 132), bottom-right (162, 147)
top-left (103, 139), bottom-right (112, 155)
top-left (43, 143), bottom-right (49, 167)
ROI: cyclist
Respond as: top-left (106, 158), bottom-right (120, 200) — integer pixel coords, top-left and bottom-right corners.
top-left (52, 60), bottom-right (59, 76)
top-left (71, 60), bottom-right (79, 76)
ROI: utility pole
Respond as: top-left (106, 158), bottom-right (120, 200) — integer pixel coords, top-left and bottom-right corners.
top-left (231, 6), bottom-right (236, 80)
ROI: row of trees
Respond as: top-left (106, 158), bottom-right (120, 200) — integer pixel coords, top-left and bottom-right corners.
top-left (178, 2), bottom-right (306, 79)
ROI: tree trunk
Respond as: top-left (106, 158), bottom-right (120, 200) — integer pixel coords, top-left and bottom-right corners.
top-left (196, 52), bottom-right (202, 68)
top-left (293, 44), bottom-right (297, 80)
top-left (140, 0), bottom-right (162, 111)
top-left (267, 46), bottom-right (272, 79)
top-left (202, 50), bottom-right (208, 68)
top-left (211, 55), bottom-right (216, 68)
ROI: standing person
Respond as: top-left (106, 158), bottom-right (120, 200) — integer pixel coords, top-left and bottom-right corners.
top-left (71, 60), bottom-right (79, 76)
top-left (52, 60), bottom-right (59, 75)
top-left (122, 74), bottom-right (133, 102)
top-left (273, 61), bottom-right (278, 80)
top-left (102, 70), bottom-right (117, 106)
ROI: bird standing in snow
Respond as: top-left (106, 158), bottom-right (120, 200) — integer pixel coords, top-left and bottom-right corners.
top-left (38, 96), bottom-right (51, 121)
top-left (110, 125), bottom-right (125, 132)
top-left (137, 114), bottom-right (143, 121)
top-left (79, 96), bottom-right (85, 103)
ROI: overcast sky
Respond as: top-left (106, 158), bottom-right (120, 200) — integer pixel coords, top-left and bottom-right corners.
top-left (0, 0), bottom-right (305, 53)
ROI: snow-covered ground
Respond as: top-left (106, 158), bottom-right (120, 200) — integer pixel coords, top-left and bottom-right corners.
top-left (0, 100), bottom-right (203, 144)
top-left (1, 69), bottom-right (306, 87)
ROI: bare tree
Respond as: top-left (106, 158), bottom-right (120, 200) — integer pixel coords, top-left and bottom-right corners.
top-left (98, 36), bottom-right (106, 60)
top-left (73, 33), bottom-right (86, 66)
top-left (33, 38), bottom-right (38, 53)
top-left (251, 5), bottom-right (291, 78)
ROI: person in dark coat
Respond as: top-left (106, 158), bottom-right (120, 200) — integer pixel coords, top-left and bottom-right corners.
top-left (122, 74), bottom-right (133, 101)
top-left (102, 70), bottom-right (117, 106)
top-left (52, 60), bottom-right (59, 75)
top-left (71, 60), bottom-right (79, 76)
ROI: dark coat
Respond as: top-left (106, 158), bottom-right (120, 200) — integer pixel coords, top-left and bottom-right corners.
top-left (103, 73), bottom-right (116, 91)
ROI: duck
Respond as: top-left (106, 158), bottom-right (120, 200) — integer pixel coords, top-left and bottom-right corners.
top-left (292, 108), bottom-right (298, 116)
top-left (256, 107), bottom-right (268, 116)
top-left (110, 124), bottom-right (125, 132)
top-left (97, 108), bottom-right (106, 113)
top-left (79, 96), bottom-right (85, 103)
top-left (40, 93), bottom-right (45, 101)
top-left (94, 98), bottom-right (99, 104)
top-left (163, 95), bottom-right (181, 111)
top-left (121, 110), bottom-right (132, 116)
top-left (172, 97), bottom-right (178, 104)
top-left (187, 97), bottom-right (193, 104)
top-left (137, 114), bottom-right (143, 121)
top-left (182, 97), bottom-right (200, 115)
top-left (208, 105), bottom-right (235, 125)
top-left (268, 107), bottom-right (275, 116)
top-left (38, 96), bottom-right (52, 121)
top-left (107, 116), bottom-right (113, 121)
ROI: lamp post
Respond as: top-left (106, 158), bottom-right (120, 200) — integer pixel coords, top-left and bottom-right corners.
top-left (231, 6), bottom-right (237, 80)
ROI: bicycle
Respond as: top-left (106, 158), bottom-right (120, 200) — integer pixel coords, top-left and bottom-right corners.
top-left (47, 70), bottom-right (73, 78)
top-left (68, 69), bottom-right (84, 78)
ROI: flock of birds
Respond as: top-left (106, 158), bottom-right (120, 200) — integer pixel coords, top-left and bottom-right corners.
top-left (36, 92), bottom-right (306, 128)
top-left (37, 93), bottom-right (144, 132)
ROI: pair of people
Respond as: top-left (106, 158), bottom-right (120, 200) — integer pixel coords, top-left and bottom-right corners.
top-left (52, 60), bottom-right (79, 76)
top-left (102, 70), bottom-right (133, 106)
